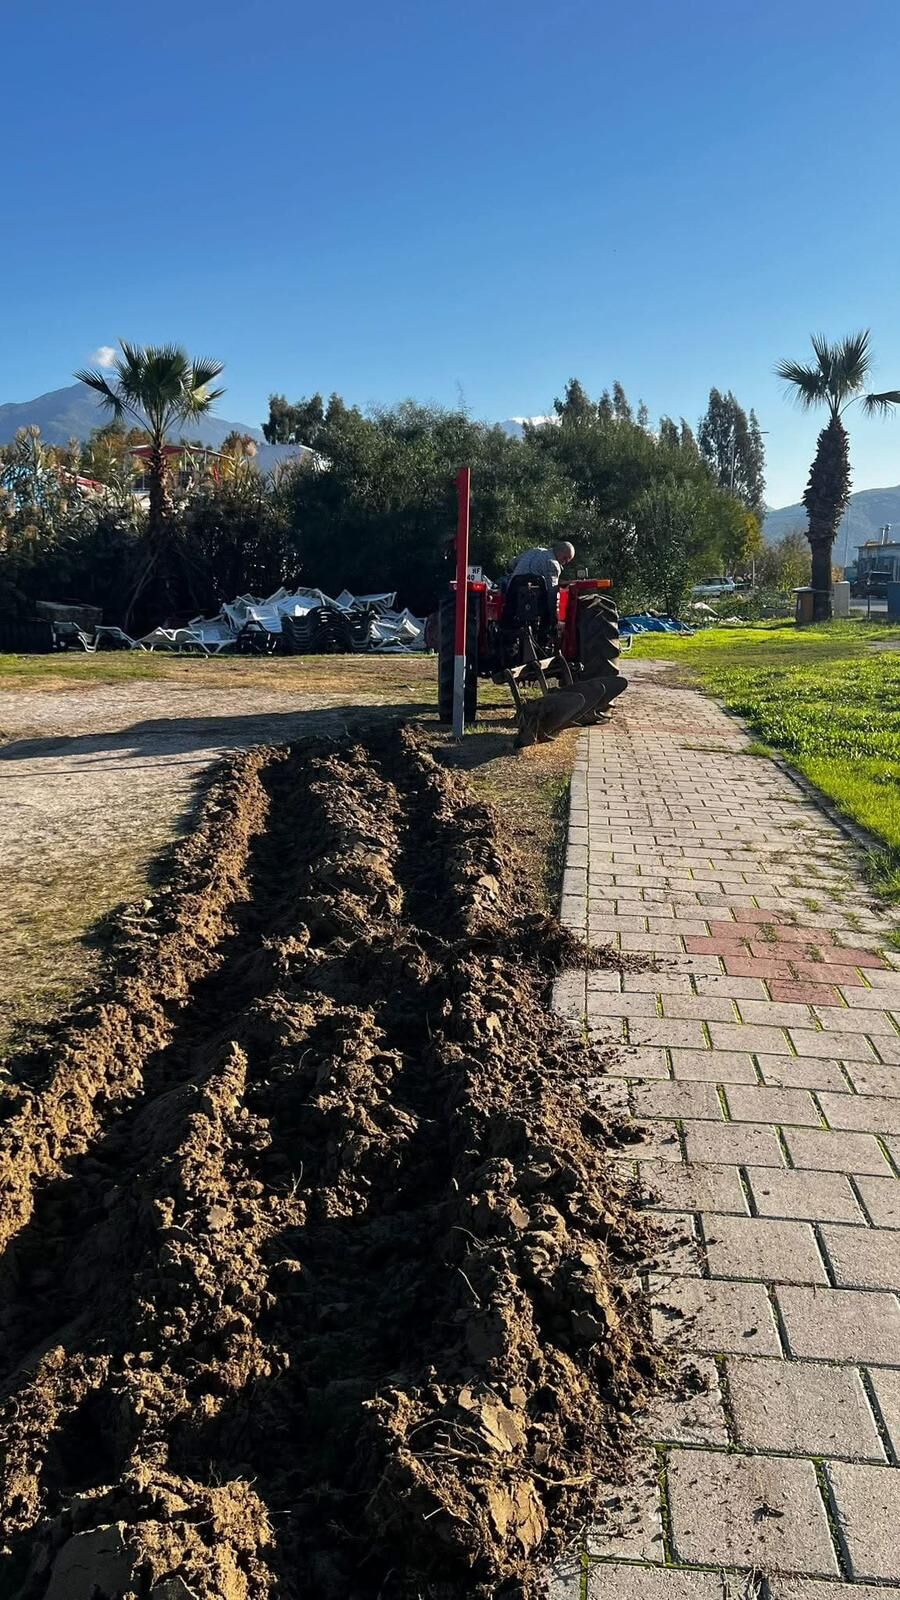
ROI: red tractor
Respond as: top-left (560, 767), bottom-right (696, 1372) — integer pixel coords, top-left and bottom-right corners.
top-left (436, 570), bottom-right (626, 739)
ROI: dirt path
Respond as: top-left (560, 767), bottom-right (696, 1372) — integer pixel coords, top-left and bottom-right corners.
top-left (0, 728), bottom-right (663, 1600)
top-left (0, 668), bottom-right (430, 1045)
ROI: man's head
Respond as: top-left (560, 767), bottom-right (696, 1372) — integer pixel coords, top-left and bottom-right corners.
top-left (552, 540), bottom-right (576, 567)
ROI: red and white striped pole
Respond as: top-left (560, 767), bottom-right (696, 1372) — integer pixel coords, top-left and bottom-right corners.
top-left (452, 466), bottom-right (471, 738)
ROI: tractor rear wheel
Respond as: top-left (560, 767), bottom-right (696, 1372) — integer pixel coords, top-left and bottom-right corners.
top-left (576, 593), bottom-right (622, 677)
top-left (437, 592), bottom-right (480, 724)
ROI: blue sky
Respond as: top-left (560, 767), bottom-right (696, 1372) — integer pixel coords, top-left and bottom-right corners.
top-left (2, 0), bottom-right (900, 507)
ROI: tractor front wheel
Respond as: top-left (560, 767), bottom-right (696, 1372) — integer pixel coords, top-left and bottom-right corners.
top-left (437, 592), bottom-right (480, 724)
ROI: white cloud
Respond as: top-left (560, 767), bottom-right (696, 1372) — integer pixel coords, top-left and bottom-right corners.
top-left (92, 345), bottom-right (117, 369)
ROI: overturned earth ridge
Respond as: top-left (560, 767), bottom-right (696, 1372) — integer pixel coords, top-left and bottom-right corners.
top-left (0, 724), bottom-right (662, 1599)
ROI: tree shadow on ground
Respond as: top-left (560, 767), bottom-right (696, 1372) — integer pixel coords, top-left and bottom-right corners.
top-left (0, 702), bottom-right (435, 765)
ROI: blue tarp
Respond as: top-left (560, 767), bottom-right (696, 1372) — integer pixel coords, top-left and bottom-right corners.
top-left (619, 613), bottom-right (693, 635)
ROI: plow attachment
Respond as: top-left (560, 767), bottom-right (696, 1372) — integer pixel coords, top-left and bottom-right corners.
top-left (513, 671), bottom-right (627, 746)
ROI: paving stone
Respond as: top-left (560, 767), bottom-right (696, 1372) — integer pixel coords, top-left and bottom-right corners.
top-left (611, 1122), bottom-right (682, 1162)
top-left (632, 1081), bottom-right (723, 1121)
top-left (651, 1275), bottom-right (781, 1355)
top-left (815, 1006), bottom-right (897, 1034)
top-left (866, 969), bottom-right (900, 990)
top-left (866, 1366), bottom-right (900, 1457)
top-left (769, 980), bottom-right (844, 1005)
top-left (682, 1119), bottom-right (785, 1167)
top-left (546, 1559), bottom-right (582, 1599)
top-left (768, 1582), bottom-right (900, 1600)
top-left (585, 1566), bottom-right (733, 1598)
top-left (589, 914), bottom-right (648, 935)
top-left (605, 1045), bottom-right (670, 1079)
top-left (660, 994), bottom-right (736, 1021)
top-left (777, 1285), bottom-right (900, 1362)
top-left (666, 1448), bottom-right (838, 1573)
top-left (725, 1356), bottom-right (884, 1459)
top-left (736, 999), bottom-right (817, 1027)
top-left (708, 1021), bottom-right (794, 1055)
top-left (819, 1092), bottom-right (900, 1135)
top-left (586, 1072), bottom-right (634, 1113)
top-left (671, 1048), bottom-right (757, 1082)
top-left (846, 1063), bottom-right (900, 1096)
top-left (638, 1159), bottom-right (748, 1214)
top-left (747, 1167), bottom-right (864, 1223)
top-left (781, 1127), bottom-right (892, 1176)
top-left (649, 1212), bottom-right (704, 1276)
top-left (627, 1018), bottom-right (710, 1049)
top-left (854, 1174), bottom-right (900, 1228)
top-left (623, 970), bottom-right (692, 994)
top-left (819, 1224), bottom-right (900, 1290)
top-left (585, 990), bottom-right (659, 1018)
top-left (825, 1459), bottom-right (900, 1579)
top-left (884, 1135), bottom-right (900, 1171)
top-left (724, 1083), bottom-right (821, 1126)
top-left (841, 986), bottom-right (900, 1011)
top-left (588, 1017), bottom-right (627, 1045)
top-left (585, 969), bottom-right (623, 993)
top-left (703, 1212), bottom-right (827, 1284)
top-left (637, 1354), bottom-right (728, 1445)
top-left (758, 1056), bottom-right (850, 1091)
top-left (583, 1448), bottom-right (663, 1559)
top-left (620, 932), bottom-right (686, 955)
top-left (789, 1027), bottom-right (880, 1062)
top-left (694, 973), bottom-right (769, 1000)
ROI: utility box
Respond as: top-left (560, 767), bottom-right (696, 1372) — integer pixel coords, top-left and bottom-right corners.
top-left (832, 581), bottom-right (851, 619)
top-left (794, 587), bottom-right (815, 625)
top-left (887, 583), bottom-right (900, 621)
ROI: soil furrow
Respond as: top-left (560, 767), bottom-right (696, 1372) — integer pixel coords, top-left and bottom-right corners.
top-left (0, 726), bottom-right (662, 1600)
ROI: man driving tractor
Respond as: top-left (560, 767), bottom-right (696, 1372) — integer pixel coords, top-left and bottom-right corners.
top-left (509, 540), bottom-right (576, 593)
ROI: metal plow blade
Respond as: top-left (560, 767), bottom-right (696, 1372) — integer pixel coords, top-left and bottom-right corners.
top-left (514, 676), bottom-right (626, 747)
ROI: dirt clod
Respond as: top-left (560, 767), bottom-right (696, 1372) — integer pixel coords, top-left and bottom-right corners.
top-left (0, 724), bottom-right (661, 1599)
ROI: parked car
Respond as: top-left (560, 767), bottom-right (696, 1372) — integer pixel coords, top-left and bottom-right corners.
top-left (691, 577), bottom-right (737, 598)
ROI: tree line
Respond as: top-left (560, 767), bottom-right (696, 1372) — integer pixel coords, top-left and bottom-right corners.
top-left (0, 346), bottom-right (776, 632)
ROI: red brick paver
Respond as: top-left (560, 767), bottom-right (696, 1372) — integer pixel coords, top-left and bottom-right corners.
top-left (553, 662), bottom-right (900, 1595)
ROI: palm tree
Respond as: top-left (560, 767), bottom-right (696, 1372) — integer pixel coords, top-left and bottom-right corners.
top-left (775, 331), bottom-right (900, 620)
top-left (75, 342), bottom-right (224, 620)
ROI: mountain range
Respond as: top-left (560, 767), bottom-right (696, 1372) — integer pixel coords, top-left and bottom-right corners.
top-left (2, 383), bottom-right (898, 551)
top-left (0, 381), bottom-right (266, 450)
top-left (762, 485), bottom-right (900, 552)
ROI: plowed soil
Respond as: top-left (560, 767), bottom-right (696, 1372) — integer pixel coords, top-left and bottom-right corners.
top-left (0, 726), bottom-right (662, 1600)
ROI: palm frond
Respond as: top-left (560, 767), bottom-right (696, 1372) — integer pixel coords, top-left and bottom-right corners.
top-left (774, 358), bottom-right (828, 408)
top-left (862, 388), bottom-right (900, 417)
top-left (179, 385), bottom-right (226, 420)
top-left (190, 357), bottom-right (226, 390)
top-left (73, 368), bottom-right (129, 425)
top-left (830, 330), bottom-right (872, 397)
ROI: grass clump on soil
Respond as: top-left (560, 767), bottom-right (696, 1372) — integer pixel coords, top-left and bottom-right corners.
top-left (631, 621), bottom-right (900, 898)
top-left (0, 724), bottom-right (662, 1600)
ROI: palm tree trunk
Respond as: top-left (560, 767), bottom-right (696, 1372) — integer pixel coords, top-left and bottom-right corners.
top-left (809, 537), bottom-right (834, 621)
top-left (147, 439), bottom-right (172, 549)
top-left (802, 418), bottom-right (850, 624)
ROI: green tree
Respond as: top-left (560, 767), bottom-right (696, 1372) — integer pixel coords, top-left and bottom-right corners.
top-left (755, 529), bottom-right (811, 593)
top-left (633, 480), bottom-right (708, 615)
top-left (75, 343), bottom-right (224, 620)
top-left (262, 393), bottom-right (326, 444)
top-left (776, 331), bottom-right (900, 619)
top-left (698, 388), bottom-right (766, 520)
top-left (553, 378), bottom-right (595, 426)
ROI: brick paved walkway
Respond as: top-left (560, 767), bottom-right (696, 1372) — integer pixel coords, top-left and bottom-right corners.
top-left (552, 662), bottom-right (900, 1598)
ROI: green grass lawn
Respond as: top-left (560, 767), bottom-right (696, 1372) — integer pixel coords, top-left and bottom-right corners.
top-left (630, 621), bottom-right (900, 899)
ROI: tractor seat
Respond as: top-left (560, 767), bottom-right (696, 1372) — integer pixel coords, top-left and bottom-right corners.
top-left (501, 573), bottom-right (555, 630)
